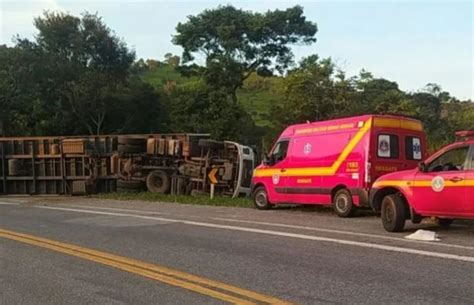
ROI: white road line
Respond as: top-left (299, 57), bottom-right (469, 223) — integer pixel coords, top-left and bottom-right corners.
top-left (209, 217), bottom-right (474, 251)
top-left (64, 205), bottom-right (170, 216)
top-left (38, 206), bottom-right (178, 223)
top-left (46, 204), bottom-right (474, 251)
top-left (0, 202), bottom-right (19, 206)
top-left (36, 205), bottom-right (474, 263)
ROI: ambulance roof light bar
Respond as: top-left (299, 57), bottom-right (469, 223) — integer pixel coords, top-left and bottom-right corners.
top-left (455, 131), bottom-right (474, 142)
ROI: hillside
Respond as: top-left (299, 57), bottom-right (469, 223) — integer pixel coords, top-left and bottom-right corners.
top-left (138, 64), bottom-right (278, 129)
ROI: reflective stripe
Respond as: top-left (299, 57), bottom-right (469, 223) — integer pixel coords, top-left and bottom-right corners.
top-left (373, 117), bottom-right (423, 131)
top-left (373, 179), bottom-right (474, 188)
top-left (372, 180), bottom-right (410, 188)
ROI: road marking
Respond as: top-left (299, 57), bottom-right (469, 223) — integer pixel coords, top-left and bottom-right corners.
top-left (0, 202), bottom-right (19, 206)
top-left (0, 228), bottom-right (291, 305)
top-left (209, 217), bottom-right (474, 251)
top-left (36, 206), bottom-right (474, 263)
top-left (63, 204), bottom-right (171, 216)
top-left (48, 204), bottom-right (474, 251)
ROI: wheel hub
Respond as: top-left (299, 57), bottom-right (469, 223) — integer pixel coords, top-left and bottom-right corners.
top-left (336, 196), bottom-right (348, 212)
top-left (255, 192), bottom-right (267, 207)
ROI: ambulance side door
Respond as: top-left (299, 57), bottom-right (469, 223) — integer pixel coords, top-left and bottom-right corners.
top-left (266, 140), bottom-right (290, 203)
top-left (413, 145), bottom-right (469, 216)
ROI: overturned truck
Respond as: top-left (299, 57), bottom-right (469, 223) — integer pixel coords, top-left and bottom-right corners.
top-left (0, 134), bottom-right (255, 197)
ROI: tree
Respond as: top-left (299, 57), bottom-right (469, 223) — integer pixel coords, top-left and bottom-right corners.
top-left (0, 45), bottom-right (43, 135)
top-left (270, 55), bottom-right (351, 130)
top-left (17, 11), bottom-right (137, 135)
top-left (173, 5), bottom-right (317, 103)
top-left (164, 80), bottom-right (252, 140)
top-left (164, 53), bottom-right (180, 67)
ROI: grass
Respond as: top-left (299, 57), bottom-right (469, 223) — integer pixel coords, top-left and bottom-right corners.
top-left (98, 192), bottom-right (253, 208)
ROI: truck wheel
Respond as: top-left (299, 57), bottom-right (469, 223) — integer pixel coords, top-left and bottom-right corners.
top-left (118, 144), bottom-right (144, 154)
top-left (185, 183), bottom-right (193, 195)
top-left (146, 170), bottom-right (171, 194)
top-left (253, 186), bottom-right (272, 210)
top-left (381, 194), bottom-right (406, 232)
top-left (438, 218), bottom-right (454, 227)
top-left (117, 179), bottom-right (144, 190)
top-left (118, 137), bottom-right (146, 146)
top-left (333, 189), bottom-right (355, 217)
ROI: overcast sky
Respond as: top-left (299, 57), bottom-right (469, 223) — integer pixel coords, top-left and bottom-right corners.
top-left (1, 0), bottom-right (473, 100)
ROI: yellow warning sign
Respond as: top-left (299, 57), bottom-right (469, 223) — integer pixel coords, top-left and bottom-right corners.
top-left (208, 168), bottom-right (218, 184)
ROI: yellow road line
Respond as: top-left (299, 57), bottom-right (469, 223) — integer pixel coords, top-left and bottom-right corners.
top-left (0, 228), bottom-right (292, 305)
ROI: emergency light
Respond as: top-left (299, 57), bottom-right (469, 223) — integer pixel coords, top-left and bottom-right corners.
top-left (455, 130), bottom-right (474, 141)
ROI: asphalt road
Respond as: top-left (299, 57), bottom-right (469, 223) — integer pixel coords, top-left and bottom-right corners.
top-left (1, 197), bottom-right (474, 305)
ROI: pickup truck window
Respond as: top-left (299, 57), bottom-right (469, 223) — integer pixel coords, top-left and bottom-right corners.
top-left (428, 146), bottom-right (469, 172)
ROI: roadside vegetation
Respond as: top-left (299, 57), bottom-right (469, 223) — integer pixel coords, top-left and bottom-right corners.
top-left (1, 6), bottom-right (472, 152)
top-left (99, 192), bottom-right (253, 208)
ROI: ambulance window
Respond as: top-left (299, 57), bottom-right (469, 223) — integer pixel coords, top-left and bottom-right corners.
top-left (377, 134), bottom-right (399, 159)
top-left (270, 140), bottom-right (289, 164)
top-left (405, 136), bottom-right (422, 160)
top-left (427, 146), bottom-right (469, 172)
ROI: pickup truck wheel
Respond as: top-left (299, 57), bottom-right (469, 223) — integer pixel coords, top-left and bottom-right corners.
top-left (253, 186), bottom-right (272, 210)
top-left (333, 189), bottom-right (355, 217)
top-left (146, 170), bottom-right (171, 194)
top-left (381, 194), bottom-right (406, 232)
top-left (438, 218), bottom-right (454, 227)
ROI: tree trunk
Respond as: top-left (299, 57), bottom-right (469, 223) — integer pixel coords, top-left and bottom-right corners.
top-left (230, 90), bottom-right (238, 104)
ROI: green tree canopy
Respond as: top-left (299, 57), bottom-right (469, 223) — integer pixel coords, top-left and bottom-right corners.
top-left (173, 5), bottom-right (317, 102)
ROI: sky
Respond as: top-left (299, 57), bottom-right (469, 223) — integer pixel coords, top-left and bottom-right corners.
top-left (1, 0), bottom-right (473, 100)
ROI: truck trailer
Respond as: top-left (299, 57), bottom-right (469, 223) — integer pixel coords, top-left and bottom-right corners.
top-left (0, 134), bottom-right (255, 197)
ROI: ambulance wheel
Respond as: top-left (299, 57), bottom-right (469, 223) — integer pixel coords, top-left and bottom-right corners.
top-left (253, 186), bottom-right (272, 210)
top-left (333, 189), bottom-right (355, 217)
top-left (381, 194), bottom-right (406, 232)
top-left (438, 218), bottom-right (454, 227)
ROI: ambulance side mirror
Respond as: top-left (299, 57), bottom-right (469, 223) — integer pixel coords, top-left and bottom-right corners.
top-left (418, 162), bottom-right (427, 173)
top-left (262, 154), bottom-right (271, 166)
top-left (263, 153), bottom-right (276, 166)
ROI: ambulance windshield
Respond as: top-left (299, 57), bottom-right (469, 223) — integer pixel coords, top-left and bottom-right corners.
top-left (270, 140), bottom-right (289, 164)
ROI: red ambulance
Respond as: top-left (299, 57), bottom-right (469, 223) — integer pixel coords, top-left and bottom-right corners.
top-left (252, 115), bottom-right (427, 217)
top-left (370, 131), bottom-right (474, 232)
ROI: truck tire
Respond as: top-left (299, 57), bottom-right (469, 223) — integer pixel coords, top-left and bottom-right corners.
top-left (118, 144), bottom-right (144, 154)
top-left (438, 218), bottom-right (454, 227)
top-left (117, 179), bottom-right (144, 190)
top-left (185, 183), bottom-right (193, 195)
top-left (198, 139), bottom-right (224, 150)
top-left (333, 189), bottom-right (355, 217)
top-left (253, 186), bottom-right (272, 210)
top-left (381, 194), bottom-right (406, 232)
top-left (146, 170), bottom-right (171, 194)
top-left (118, 137), bottom-right (146, 146)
